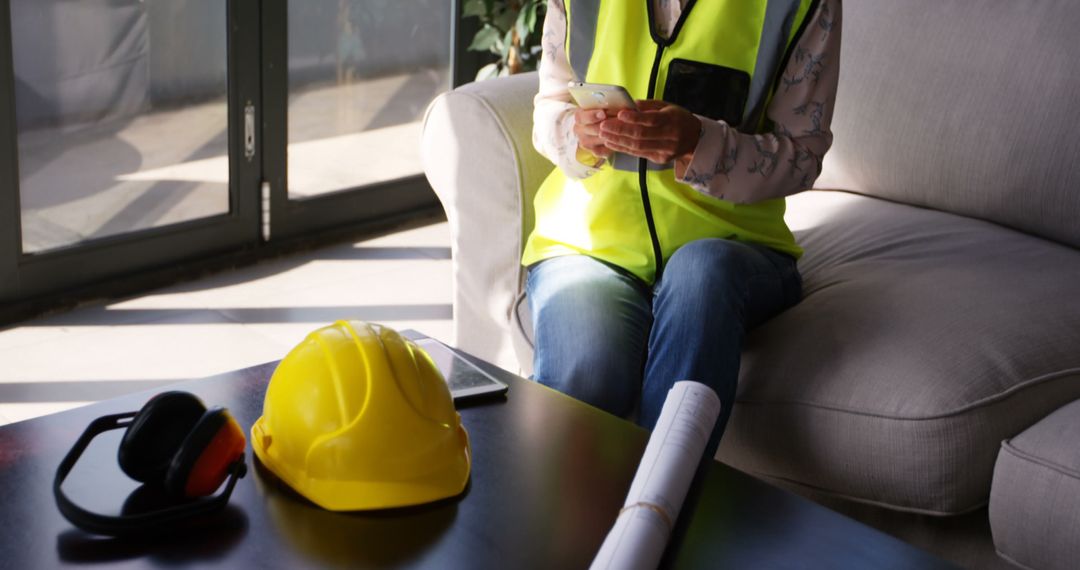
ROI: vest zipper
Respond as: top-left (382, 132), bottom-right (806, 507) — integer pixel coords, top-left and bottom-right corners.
top-left (638, 0), bottom-right (696, 283)
top-left (635, 0), bottom-right (704, 282)
top-left (639, 42), bottom-right (666, 283)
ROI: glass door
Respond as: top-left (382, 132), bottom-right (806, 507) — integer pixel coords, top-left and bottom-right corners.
top-left (0, 0), bottom-right (262, 307)
top-left (261, 0), bottom-right (451, 240)
top-left (0, 0), bottom-right (459, 313)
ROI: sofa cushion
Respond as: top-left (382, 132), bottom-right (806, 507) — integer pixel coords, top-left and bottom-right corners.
top-left (511, 189), bottom-right (1080, 514)
top-left (714, 190), bottom-right (1080, 515)
top-left (989, 399), bottom-right (1080, 570)
top-left (814, 1), bottom-right (1080, 249)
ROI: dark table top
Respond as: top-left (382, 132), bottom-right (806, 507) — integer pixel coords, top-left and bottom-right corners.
top-left (0, 334), bottom-right (954, 569)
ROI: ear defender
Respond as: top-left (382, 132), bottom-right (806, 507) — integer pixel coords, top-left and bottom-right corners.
top-left (54, 391), bottom-right (248, 536)
top-left (118, 391), bottom-right (207, 484)
top-left (165, 407), bottom-right (247, 498)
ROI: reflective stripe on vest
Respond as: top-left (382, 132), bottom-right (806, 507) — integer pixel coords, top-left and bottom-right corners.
top-left (522, 0), bottom-right (815, 284)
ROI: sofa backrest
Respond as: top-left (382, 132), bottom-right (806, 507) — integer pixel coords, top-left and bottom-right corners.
top-left (813, 1), bottom-right (1080, 249)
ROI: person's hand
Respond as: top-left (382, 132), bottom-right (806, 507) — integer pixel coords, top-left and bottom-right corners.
top-left (598, 100), bottom-right (701, 165)
top-left (573, 108), bottom-right (615, 160)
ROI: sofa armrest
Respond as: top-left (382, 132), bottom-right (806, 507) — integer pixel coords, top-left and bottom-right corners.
top-left (421, 72), bottom-right (550, 372)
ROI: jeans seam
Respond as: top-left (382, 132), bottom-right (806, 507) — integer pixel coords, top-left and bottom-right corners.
top-left (756, 247), bottom-right (802, 308)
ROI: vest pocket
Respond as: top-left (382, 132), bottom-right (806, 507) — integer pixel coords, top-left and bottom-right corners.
top-left (664, 58), bottom-right (750, 126)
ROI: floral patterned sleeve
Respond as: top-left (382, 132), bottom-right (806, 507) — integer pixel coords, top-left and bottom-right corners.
top-left (678, 0), bottom-right (842, 203)
top-left (531, 0), bottom-right (602, 180)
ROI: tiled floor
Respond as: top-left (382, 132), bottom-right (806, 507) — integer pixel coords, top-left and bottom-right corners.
top-left (0, 221), bottom-right (454, 426)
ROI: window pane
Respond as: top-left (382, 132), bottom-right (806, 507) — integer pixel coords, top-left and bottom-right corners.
top-left (287, 1), bottom-right (451, 199)
top-left (12, 0), bottom-right (230, 253)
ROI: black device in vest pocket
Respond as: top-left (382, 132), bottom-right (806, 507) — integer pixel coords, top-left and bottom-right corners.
top-left (663, 58), bottom-right (750, 127)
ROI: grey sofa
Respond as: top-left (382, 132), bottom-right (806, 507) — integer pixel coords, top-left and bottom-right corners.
top-left (421, 2), bottom-right (1080, 568)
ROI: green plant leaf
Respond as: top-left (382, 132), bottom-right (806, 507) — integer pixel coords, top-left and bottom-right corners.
top-left (493, 6), bottom-right (517, 33)
top-left (516, 1), bottom-right (538, 42)
top-left (476, 62), bottom-right (500, 81)
top-left (468, 0), bottom-right (547, 76)
top-left (463, 0), bottom-right (487, 18)
top-left (468, 24), bottom-right (502, 52)
top-left (500, 29), bottom-right (514, 59)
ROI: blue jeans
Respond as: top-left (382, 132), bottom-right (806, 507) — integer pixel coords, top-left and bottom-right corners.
top-left (525, 238), bottom-right (802, 455)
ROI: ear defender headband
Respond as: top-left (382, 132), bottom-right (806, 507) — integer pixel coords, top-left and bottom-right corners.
top-left (53, 391), bottom-right (248, 537)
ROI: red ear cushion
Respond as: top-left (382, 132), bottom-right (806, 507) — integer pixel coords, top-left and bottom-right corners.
top-left (165, 408), bottom-right (246, 498)
top-left (183, 417), bottom-right (246, 498)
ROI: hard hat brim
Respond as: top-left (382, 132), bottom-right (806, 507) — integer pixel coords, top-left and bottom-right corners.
top-left (251, 417), bottom-right (471, 511)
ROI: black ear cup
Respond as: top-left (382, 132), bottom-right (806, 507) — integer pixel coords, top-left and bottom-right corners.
top-left (118, 391), bottom-right (207, 483)
top-left (164, 408), bottom-right (228, 497)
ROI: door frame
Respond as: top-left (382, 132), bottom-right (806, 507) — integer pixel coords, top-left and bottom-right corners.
top-left (258, 0), bottom-right (443, 244)
top-left (0, 0), bottom-right (469, 322)
top-left (0, 0), bottom-right (263, 309)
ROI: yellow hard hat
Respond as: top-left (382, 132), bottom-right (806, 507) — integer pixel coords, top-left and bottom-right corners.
top-left (251, 321), bottom-right (470, 511)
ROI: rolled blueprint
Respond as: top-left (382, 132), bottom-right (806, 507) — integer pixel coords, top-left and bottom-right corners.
top-left (591, 381), bottom-right (721, 570)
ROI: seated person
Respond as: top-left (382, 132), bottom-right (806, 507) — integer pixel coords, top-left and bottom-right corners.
top-left (525, 0), bottom-right (842, 453)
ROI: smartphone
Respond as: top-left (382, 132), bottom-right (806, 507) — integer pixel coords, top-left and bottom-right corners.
top-left (415, 338), bottom-right (509, 403)
top-left (568, 82), bottom-right (639, 112)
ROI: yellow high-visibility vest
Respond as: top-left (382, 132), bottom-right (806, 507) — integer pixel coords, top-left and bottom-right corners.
top-left (523, 0), bottom-right (816, 284)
